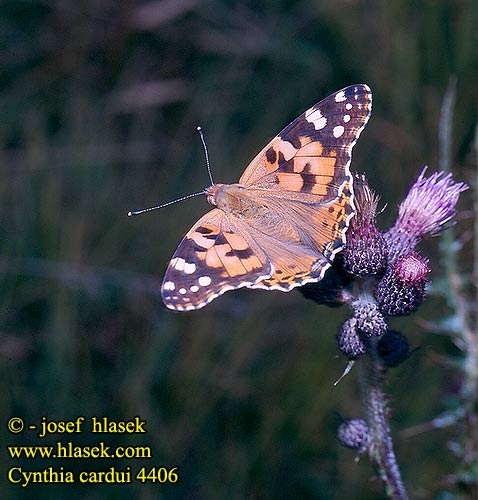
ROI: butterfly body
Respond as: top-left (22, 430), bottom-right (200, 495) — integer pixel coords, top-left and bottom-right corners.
top-left (207, 182), bottom-right (330, 253)
top-left (162, 84), bottom-right (372, 311)
top-left (206, 183), bottom-right (259, 217)
top-left (207, 183), bottom-right (290, 225)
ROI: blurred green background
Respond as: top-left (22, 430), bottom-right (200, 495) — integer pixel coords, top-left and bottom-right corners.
top-left (0, 0), bottom-right (476, 498)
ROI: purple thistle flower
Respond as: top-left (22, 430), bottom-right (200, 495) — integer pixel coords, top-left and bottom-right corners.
top-left (385, 167), bottom-right (468, 263)
top-left (329, 164), bottom-right (467, 496)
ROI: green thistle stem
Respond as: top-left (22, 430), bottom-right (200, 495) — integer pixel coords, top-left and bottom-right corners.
top-left (359, 347), bottom-right (409, 500)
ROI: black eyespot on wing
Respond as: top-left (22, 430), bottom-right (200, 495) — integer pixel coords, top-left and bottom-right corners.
top-left (266, 147), bottom-right (277, 164)
top-left (303, 163), bottom-right (313, 173)
top-left (215, 233), bottom-right (228, 245)
top-left (278, 151), bottom-right (295, 172)
top-left (300, 172), bottom-right (317, 192)
top-left (225, 248), bottom-right (254, 258)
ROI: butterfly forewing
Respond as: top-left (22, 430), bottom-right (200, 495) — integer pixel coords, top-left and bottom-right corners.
top-left (239, 84), bottom-right (372, 203)
top-left (161, 84), bottom-right (372, 310)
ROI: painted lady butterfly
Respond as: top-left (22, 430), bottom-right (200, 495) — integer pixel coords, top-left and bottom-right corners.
top-left (162, 84), bottom-right (372, 311)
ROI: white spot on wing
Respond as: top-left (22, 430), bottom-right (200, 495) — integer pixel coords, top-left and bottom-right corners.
top-left (343, 114), bottom-right (351, 123)
top-left (333, 125), bottom-right (345, 138)
top-left (184, 262), bottom-right (196, 274)
top-left (335, 91), bottom-right (346, 102)
top-left (163, 281), bottom-right (175, 291)
top-left (174, 258), bottom-right (186, 271)
top-left (346, 103), bottom-right (352, 110)
top-left (179, 288), bottom-right (187, 295)
top-left (198, 276), bottom-right (212, 287)
top-left (190, 285), bottom-right (199, 293)
top-left (316, 116), bottom-right (327, 130)
top-left (305, 107), bottom-right (327, 130)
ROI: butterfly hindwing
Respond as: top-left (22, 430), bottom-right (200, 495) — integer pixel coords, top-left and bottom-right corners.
top-left (249, 178), bottom-right (354, 290)
top-left (161, 209), bottom-right (271, 310)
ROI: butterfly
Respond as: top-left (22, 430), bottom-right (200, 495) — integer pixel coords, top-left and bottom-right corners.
top-left (161, 84), bottom-right (372, 311)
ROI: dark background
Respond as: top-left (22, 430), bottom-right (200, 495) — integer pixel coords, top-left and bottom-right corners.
top-left (0, 1), bottom-right (476, 499)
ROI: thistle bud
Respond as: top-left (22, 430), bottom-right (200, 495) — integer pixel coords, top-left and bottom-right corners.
top-left (352, 300), bottom-right (387, 337)
top-left (342, 174), bottom-right (387, 277)
top-left (375, 253), bottom-right (430, 316)
top-left (337, 418), bottom-right (369, 453)
top-left (337, 318), bottom-right (367, 359)
top-left (377, 330), bottom-right (410, 367)
top-left (300, 265), bottom-right (351, 307)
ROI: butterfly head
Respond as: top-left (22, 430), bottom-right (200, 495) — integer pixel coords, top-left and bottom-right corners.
top-left (205, 183), bottom-right (221, 206)
top-left (205, 183), bottom-right (238, 208)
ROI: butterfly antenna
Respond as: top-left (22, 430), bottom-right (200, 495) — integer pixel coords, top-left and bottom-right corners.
top-left (128, 126), bottom-right (213, 217)
top-left (127, 190), bottom-right (206, 217)
top-left (197, 126), bottom-right (214, 186)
